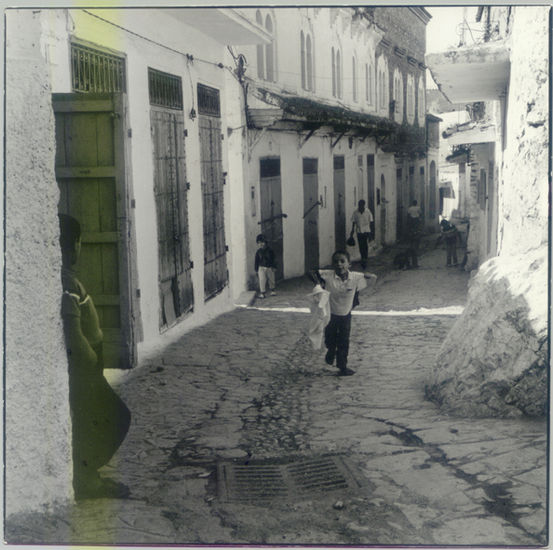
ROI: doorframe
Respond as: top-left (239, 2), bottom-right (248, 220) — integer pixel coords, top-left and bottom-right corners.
top-left (52, 92), bottom-right (140, 368)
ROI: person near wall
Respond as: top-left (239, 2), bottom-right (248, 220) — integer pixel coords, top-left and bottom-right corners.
top-left (350, 199), bottom-right (373, 270)
top-left (406, 200), bottom-right (422, 268)
top-left (439, 218), bottom-right (463, 267)
top-left (59, 214), bottom-right (131, 500)
top-left (254, 234), bottom-right (277, 298)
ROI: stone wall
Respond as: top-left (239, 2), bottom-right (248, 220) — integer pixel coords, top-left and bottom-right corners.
top-left (425, 247), bottom-right (547, 417)
top-left (498, 6), bottom-right (549, 256)
top-left (425, 6), bottom-right (549, 418)
top-left (5, 10), bottom-right (73, 519)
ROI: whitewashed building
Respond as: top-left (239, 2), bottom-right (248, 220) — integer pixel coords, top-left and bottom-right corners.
top-left (5, 6), bottom-right (267, 519)
top-left (4, 6), bottom-right (434, 519)
top-left (232, 7), bottom-right (433, 285)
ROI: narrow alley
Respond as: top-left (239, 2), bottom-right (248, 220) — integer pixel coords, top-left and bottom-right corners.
top-left (10, 244), bottom-right (547, 546)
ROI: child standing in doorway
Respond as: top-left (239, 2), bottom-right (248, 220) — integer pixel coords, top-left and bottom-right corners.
top-left (310, 250), bottom-right (377, 376)
top-left (254, 234), bottom-right (277, 298)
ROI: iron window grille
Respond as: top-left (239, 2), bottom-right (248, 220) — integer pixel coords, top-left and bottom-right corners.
top-left (197, 84), bottom-right (221, 117)
top-left (71, 43), bottom-right (126, 93)
top-left (148, 68), bottom-right (183, 110)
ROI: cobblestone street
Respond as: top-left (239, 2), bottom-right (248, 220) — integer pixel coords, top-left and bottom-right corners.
top-left (10, 244), bottom-right (547, 546)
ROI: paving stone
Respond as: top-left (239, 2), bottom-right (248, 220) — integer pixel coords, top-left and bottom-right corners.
top-left (9, 245), bottom-right (547, 546)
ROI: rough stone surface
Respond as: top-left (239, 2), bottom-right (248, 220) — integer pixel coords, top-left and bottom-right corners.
top-left (500, 6), bottom-right (549, 255)
top-left (5, 9), bottom-right (72, 517)
top-left (426, 246), bottom-right (547, 417)
top-left (426, 7), bottom-right (549, 418)
top-left (4, 245), bottom-right (546, 546)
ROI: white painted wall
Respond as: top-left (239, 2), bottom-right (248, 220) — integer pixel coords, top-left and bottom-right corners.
top-left (41, 8), bottom-right (250, 358)
top-left (5, 9), bottom-right (73, 520)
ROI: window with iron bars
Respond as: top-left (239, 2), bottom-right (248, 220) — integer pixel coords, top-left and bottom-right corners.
top-left (71, 43), bottom-right (126, 93)
top-left (197, 84), bottom-right (221, 117)
top-left (148, 68), bottom-right (183, 110)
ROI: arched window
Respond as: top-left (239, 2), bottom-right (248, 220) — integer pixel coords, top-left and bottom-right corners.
top-left (352, 55), bottom-right (358, 102)
top-left (336, 49), bottom-right (342, 98)
top-left (265, 14), bottom-right (274, 81)
top-left (301, 31), bottom-right (306, 90)
top-left (417, 76), bottom-right (425, 125)
top-left (406, 74), bottom-right (415, 124)
top-left (376, 56), bottom-right (389, 115)
top-left (256, 10), bottom-right (264, 79)
top-left (365, 59), bottom-right (374, 106)
top-left (306, 34), bottom-right (313, 91)
top-left (256, 11), bottom-right (275, 82)
top-left (393, 70), bottom-right (403, 123)
top-left (331, 47), bottom-right (336, 97)
top-left (301, 31), bottom-right (314, 91)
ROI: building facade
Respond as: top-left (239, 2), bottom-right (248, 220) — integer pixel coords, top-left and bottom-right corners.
top-left (233, 7), bottom-right (433, 286)
top-left (5, 6), bottom-right (433, 518)
top-left (425, 6), bottom-right (549, 417)
top-left (5, 6), bottom-right (268, 518)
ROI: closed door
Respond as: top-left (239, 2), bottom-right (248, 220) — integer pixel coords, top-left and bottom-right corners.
top-left (380, 175), bottom-right (387, 245)
top-left (303, 158), bottom-right (319, 271)
top-left (259, 157), bottom-right (284, 282)
top-left (151, 107), bottom-right (194, 328)
top-left (198, 84), bottom-right (228, 300)
top-left (54, 92), bottom-right (135, 369)
top-left (367, 154), bottom-right (375, 216)
top-left (333, 155), bottom-right (346, 250)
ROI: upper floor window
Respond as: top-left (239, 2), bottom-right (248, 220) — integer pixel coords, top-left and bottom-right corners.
top-left (256, 10), bottom-right (275, 82)
top-left (376, 56), bottom-right (389, 116)
top-left (417, 76), bottom-right (425, 125)
top-left (332, 47), bottom-right (342, 98)
top-left (406, 74), bottom-right (415, 124)
top-left (71, 42), bottom-right (126, 93)
top-left (365, 59), bottom-right (374, 107)
top-left (301, 30), bottom-right (314, 91)
top-left (352, 55), bottom-right (358, 102)
top-left (392, 70), bottom-right (403, 123)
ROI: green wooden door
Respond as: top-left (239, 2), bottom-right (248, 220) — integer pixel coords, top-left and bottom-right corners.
top-left (151, 107), bottom-right (194, 328)
top-left (54, 93), bottom-right (135, 370)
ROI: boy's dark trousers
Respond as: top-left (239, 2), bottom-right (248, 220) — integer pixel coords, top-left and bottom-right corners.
top-left (357, 232), bottom-right (369, 268)
top-left (325, 313), bottom-right (352, 370)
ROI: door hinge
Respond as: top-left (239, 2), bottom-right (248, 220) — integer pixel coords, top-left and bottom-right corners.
top-left (186, 181), bottom-right (191, 190)
top-left (136, 288), bottom-right (141, 298)
top-left (128, 129), bottom-right (132, 138)
top-left (225, 245), bottom-right (229, 252)
top-left (221, 133), bottom-right (224, 140)
top-left (184, 129), bottom-right (188, 137)
top-left (190, 261), bottom-right (194, 269)
top-left (131, 199), bottom-right (136, 208)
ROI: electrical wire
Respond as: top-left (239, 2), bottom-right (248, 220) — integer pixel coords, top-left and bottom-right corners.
top-left (81, 9), bottom-right (226, 70)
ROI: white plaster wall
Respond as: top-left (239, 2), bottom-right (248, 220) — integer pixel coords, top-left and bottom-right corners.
top-left (236, 7), bottom-right (382, 115)
top-left (5, 10), bottom-right (73, 517)
top-left (247, 130), bottom-right (387, 278)
top-left (42, 8), bottom-right (249, 357)
top-left (499, 6), bottom-right (549, 256)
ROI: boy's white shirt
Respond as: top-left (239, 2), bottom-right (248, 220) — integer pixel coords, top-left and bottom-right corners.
top-left (319, 269), bottom-right (367, 316)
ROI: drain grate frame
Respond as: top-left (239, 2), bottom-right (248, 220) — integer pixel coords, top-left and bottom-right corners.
top-left (216, 455), bottom-right (367, 503)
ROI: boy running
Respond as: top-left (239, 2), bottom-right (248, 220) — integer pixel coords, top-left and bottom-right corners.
top-left (310, 250), bottom-right (377, 376)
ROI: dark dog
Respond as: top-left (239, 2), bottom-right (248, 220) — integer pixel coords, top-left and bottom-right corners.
top-left (393, 250), bottom-right (411, 269)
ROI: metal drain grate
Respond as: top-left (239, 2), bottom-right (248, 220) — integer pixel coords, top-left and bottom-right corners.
top-left (217, 455), bottom-right (366, 503)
